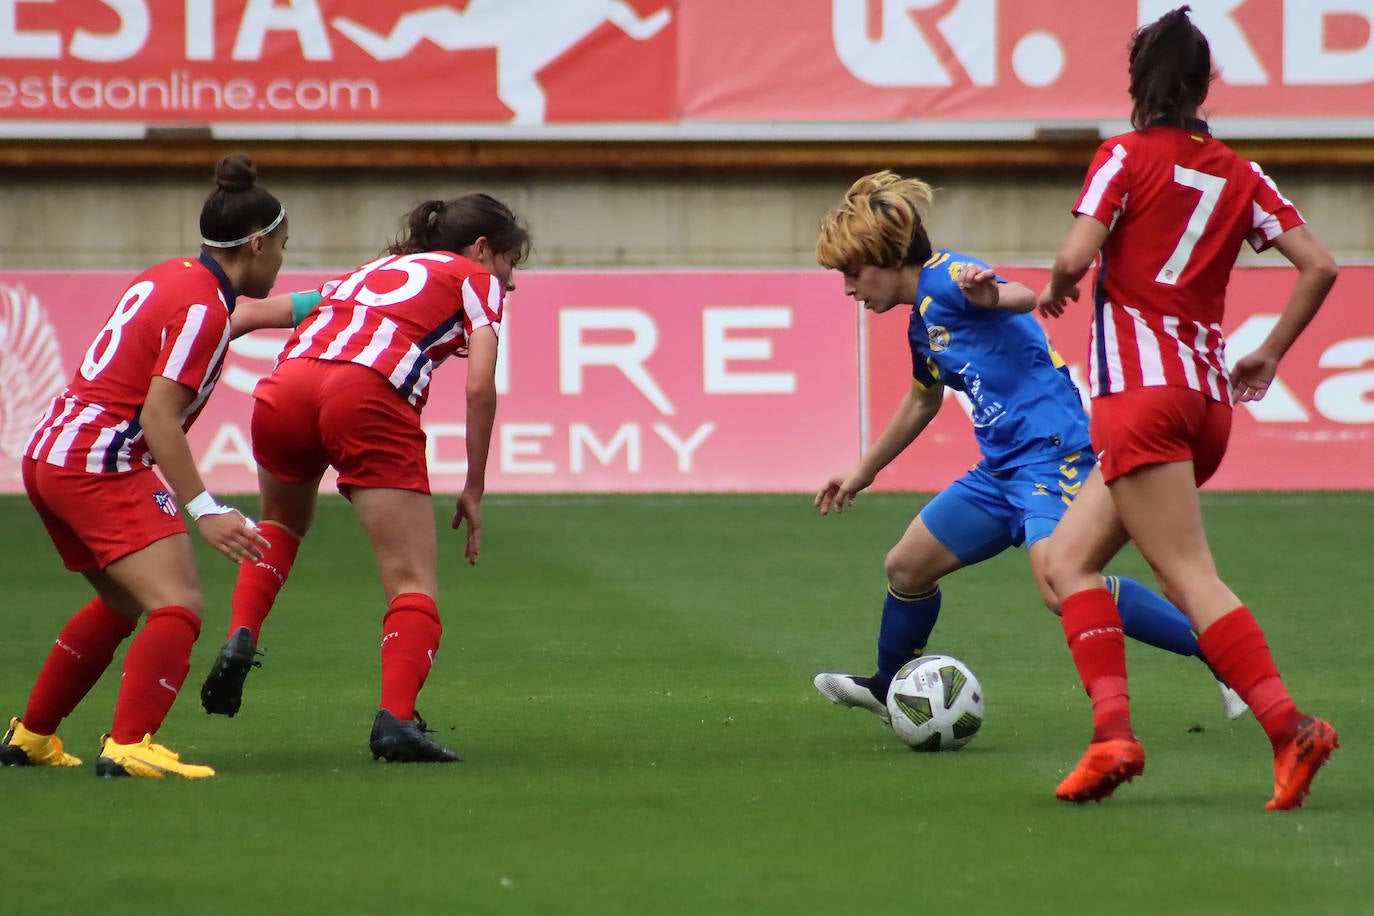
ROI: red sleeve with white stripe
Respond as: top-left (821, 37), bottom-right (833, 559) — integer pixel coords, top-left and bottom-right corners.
top-left (460, 272), bottom-right (505, 339)
top-left (1074, 141), bottom-right (1131, 225)
top-left (1246, 162), bottom-right (1305, 252)
top-left (152, 302), bottom-right (231, 389)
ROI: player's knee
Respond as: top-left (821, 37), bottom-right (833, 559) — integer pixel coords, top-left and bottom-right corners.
top-left (1039, 556), bottom-right (1075, 609)
top-left (149, 590), bottom-right (204, 618)
top-left (377, 562), bottom-right (436, 603)
top-left (885, 552), bottom-right (935, 594)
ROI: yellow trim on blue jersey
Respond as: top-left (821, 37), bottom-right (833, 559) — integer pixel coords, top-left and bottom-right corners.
top-left (1057, 453), bottom-right (1086, 505)
top-left (1039, 325), bottom-right (1068, 368)
top-left (918, 295), bottom-right (934, 317)
top-left (924, 252), bottom-right (951, 270)
top-left (1058, 451), bottom-right (1082, 479)
top-left (911, 356), bottom-right (942, 391)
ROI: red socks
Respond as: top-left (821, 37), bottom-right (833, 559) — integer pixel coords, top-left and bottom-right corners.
top-left (109, 606), bottom-right (201, 745)
top-left (228, 521), bottom-right (300, 642)
top-left (379, 593), bottom-right (443, 721)
top-left (1197, 607), bottom-right (1303, 751)
top-left (1061, 588), bottom-right (1134, 743)
top-left (22, 598), bottom-right (137, 735)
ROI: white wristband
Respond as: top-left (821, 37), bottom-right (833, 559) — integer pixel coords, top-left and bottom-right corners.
top-left (185, 491), bottom-right (233, 520)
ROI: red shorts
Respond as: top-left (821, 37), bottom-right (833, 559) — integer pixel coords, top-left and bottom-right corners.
top-left (1090, 386), bottom-right (1232, 486)
top-left (23, 457), bottom-right (187, 573)
top-left (252, 358), bottom-right (430, 496)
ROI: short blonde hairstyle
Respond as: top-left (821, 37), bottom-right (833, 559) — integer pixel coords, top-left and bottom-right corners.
top-left (815, 170), bottom-right (935, 273)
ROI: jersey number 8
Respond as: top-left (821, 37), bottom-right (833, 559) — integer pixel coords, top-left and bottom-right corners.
top-left (80, 280), bottom-right (155, 381)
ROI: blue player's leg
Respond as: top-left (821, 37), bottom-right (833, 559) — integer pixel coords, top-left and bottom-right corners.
top-left (1024, 458), bottom-right (1248, 719)
top-left (879, 483), bottom-right (1016, 685)
top-left (816, 478), bottom-right (1012, 721)
top-left (873, 516), bottom-right (958, 690)
top-left (1105, 575), bottom-right (1248, 718)
top-left (1108, 574), bottom-right (1199, 656)
top-left (1020, 452), bottom-right (1200, 655)
top-left (1027, 501), bottom-right (1196, 656)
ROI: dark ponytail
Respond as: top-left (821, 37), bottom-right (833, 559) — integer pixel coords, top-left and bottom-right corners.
top-left (389, 193), bottom-right (531, 263)
top-left (200, 153), bottom-right (284, 248)
top-left (1128, 5), bottom-right (1215, 131)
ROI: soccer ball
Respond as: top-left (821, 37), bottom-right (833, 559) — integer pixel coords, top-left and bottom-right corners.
top-left (886, 654), bottom-right (985, 751)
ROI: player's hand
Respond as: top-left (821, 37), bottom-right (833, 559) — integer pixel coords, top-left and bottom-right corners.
top-left (815, 468), bottom-right (874, 516)
top-left (1037, 282), bottom-right (1080, 318)
top-left (1229, 348), bottom-right (1280, 402)
top-left (197, 511), bottom-right (270, 564)
top-left (956, 264), bottom-right (1001, 308)
top-left (451, 490), bottom-right (483, 565)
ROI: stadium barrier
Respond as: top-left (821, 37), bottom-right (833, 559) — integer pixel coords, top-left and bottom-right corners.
top-left (1, 266), bottom-right (1369, 493)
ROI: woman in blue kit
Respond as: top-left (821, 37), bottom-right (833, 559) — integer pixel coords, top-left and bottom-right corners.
top-left (809, 170), bottom-right (1243, 725)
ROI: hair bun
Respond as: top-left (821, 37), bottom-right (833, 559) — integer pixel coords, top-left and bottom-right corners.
top-left (214, 153), bottom-right (258, 192)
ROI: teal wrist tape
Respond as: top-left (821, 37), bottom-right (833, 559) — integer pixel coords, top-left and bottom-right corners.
top-left (290, 291), bottom-right (322, 326)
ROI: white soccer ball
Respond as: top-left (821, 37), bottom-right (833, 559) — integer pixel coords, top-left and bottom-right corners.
top-left (886, 654), bottom-right (985, 751)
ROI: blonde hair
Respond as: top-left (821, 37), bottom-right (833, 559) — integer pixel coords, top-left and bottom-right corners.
top-left (815, 170), bottom-right (935, 273)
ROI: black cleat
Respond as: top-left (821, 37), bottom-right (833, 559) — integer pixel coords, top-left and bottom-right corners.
top-left (200, 626), bottom-right (262, 717)
top-left (369, 710), bottom-right (463, 763)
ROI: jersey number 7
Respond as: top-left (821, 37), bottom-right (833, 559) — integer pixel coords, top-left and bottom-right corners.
top-left (1155, 166), bottom-right (1227, 286)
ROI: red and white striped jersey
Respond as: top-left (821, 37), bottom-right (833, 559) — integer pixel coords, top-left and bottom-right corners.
top-left (1074, 122), bottom-right (1304, 403)
top-left (26, 254), bottom-right (234, 473)
top-left (279, 251), bottom-right (503, 409)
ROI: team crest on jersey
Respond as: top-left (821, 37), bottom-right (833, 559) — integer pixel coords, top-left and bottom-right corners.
top-left (153, 490), bottom-right (177, 517)
top-left (928, 325), bottom-right (951, 351)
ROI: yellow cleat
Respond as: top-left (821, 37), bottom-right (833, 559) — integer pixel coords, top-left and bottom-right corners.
top-left (1, 717), bottom-right (83, 767)
top-left (95, 734), bottom-right (215, 779)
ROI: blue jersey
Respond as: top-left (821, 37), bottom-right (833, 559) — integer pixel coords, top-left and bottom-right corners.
top-left (909, 250), bottom-right (1090, 472)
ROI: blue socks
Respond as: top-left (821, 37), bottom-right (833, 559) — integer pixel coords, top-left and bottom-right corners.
top-left (870, 576), bottom-right (1198, 700)
top-left (875, 585), bottom-right (941, 693)
top-left (1108, 575), bottom-right (1200, 657)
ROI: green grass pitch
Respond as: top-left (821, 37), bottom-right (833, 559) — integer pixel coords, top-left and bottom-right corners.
top-left (2, 492), bottom-right (1371, 913)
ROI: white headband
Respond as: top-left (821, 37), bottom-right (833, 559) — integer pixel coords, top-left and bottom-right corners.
top-left (201, 207), bottom-right (286, 249)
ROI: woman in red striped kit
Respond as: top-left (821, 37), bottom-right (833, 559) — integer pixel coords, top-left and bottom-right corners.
top-left (2, 154), bottom-right (295, 779)
top-left (1038, 6), bottom-right (1339, 809)
top-left (199, 192), bottom-right (530, 764)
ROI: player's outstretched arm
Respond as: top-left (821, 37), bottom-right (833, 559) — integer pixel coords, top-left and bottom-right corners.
top-left (1230, 226), bottom-right (1339, 402)
top-left (230, 291), bottom-right (321, 338)
top-left (453, 325), bottom-right (498, 565)
top-left (956, 266), bottom-right (1035, 313)
top-left (1039, 215), bottom-right (1107, 318)
top-left (816, 383), bottom-right (943, 515)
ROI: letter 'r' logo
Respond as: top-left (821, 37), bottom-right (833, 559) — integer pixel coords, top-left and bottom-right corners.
top-left (831, 0), bottom-right (996, 88)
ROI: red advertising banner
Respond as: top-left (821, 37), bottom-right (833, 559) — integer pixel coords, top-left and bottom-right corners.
top-left (0, 0), bottom-right (676, 129)
top-left (679, 0), bottom-right (1374, 125)
top-left (3, 1), bottom-right (1372, 137)
top-left (865, 266), bottom-right (1374, 492)
top-left (0, 268), bottom-right (861, 494)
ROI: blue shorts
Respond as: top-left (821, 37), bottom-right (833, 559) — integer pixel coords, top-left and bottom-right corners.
top-left (918, 450), bottom-right (1095, 565)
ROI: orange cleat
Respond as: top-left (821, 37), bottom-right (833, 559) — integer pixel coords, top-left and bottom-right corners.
top-left (1267, 717), bottom-right (1338, 811)
top-left (1055, 738), bottom-right (1145, 804)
